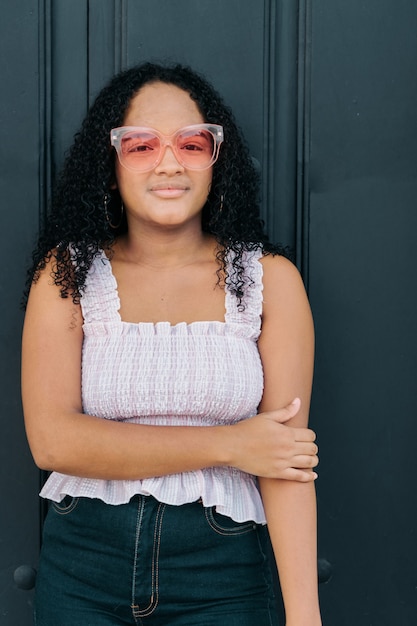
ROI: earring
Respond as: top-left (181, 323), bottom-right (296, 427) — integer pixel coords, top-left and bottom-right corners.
top-left (219, 194), bottom-right (224, 212)
top-left (104, 193), bottom-right (124, 229)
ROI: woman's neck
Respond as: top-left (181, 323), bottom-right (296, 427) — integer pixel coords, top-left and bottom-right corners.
top-left (115, 227), bottom-right (215, 270)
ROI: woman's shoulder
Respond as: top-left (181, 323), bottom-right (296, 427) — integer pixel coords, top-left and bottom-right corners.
top-left (259, 253), bottom-right (310, 317)
top-left (259, 252), bottom-right (302, 284)
top-left (25, 253), bottom-right (84, 334)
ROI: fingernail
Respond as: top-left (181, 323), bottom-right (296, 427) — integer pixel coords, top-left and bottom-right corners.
top-left (313, 472), bottom-right (318, 480)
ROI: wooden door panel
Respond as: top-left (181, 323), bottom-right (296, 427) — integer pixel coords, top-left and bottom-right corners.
top-left (0, 1), bottom-right (42, 623)
top-left (3, 1), bottom-right (416, 624)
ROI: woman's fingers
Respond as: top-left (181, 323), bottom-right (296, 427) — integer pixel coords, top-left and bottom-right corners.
top-left (294, 428), bottom-right (317, 443)
top-left (227, 397), bottom-right (319, 481)
top-left (269, 397), bottom-right (301, 423)
top-left (280, 468), bottom-right (318, 482)
top-left (292, 453), bottom-right (319, 469)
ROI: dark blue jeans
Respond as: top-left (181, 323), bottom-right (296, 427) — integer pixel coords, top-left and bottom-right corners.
top-left (35, 495), bottom-right (279, 625)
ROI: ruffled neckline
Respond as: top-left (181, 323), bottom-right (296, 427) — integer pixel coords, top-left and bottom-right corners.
top-left (80, 248), bottom-right (264, 339)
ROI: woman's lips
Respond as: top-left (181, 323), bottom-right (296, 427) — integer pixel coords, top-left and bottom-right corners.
top-left (150, 184), bottom-right (189, 198)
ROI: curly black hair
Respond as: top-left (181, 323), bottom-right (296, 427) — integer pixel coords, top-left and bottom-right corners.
top-left (25, 62), bottom-right (284, 307)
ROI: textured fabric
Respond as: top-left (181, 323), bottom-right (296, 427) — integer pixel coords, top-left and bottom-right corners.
top-left (35, 495), bottom-right (279, 625)
top-left (40, 248), bottom-right (266, 523)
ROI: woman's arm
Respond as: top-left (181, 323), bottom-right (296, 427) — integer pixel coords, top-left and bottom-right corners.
top-left (22, 260), bottom-right (318, 482)
top-left (257, 254), bottom-right (322, 625)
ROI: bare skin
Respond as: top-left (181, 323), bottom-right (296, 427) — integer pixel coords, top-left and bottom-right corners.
top-left (22, 252), bottom-right (318, 483)
top-left (22, 82), bottom-right (321, 625)
top-left (257, 253), bottom-right (321, 625)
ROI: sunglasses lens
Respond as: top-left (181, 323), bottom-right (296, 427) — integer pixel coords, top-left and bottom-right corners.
top-left (119, 130), bottom-right (160, 170)
top-left (114, 126), bottom-right (219, 171)
top-left (176, 129), bottom-right (216, 169)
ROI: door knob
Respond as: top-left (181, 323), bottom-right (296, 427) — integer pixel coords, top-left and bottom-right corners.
top-left (318, 558), bottom-right (333, 584)
top-left (13, 565), bottom-right (37, 590)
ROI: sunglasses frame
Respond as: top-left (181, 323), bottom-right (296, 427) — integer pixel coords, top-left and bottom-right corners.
top-left (110, 123), bottom-right (224, 172)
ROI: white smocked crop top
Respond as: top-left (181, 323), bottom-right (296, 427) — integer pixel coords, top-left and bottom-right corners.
top-left (40, 248), bottom-right (267, 523)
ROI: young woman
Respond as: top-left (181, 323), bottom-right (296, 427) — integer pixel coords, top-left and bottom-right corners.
top-left (22, 62), bottom-right (321, 625)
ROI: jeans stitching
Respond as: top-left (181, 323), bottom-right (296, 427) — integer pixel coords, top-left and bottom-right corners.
top-left (39, 497), bottom-right (277, 624)
top-left (255, 527), bottom-right (275, 626)
top-left (132, 500), bottom-right (166, 619)
top-left (51, 496), bottom-right (79, 515)
top-left (131, 497), bottom-right (145, 621)
top-left (204, 506), bottom-right (257, 536)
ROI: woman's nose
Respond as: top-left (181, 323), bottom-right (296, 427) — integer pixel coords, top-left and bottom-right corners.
top-left (154, 143), bottom-right (184, 173)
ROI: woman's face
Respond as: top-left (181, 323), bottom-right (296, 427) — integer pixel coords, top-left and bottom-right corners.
top-left (114, 81), bottom-right (213, 232)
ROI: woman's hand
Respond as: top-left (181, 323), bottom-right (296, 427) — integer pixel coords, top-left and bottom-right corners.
top-left (227, 398), bottom-right (318, 481)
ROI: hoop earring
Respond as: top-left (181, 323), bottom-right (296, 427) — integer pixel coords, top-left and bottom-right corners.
top-left (104, 193), bottom-right (124, 229)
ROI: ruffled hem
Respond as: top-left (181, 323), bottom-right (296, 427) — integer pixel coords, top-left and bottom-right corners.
top-left (39, 468), bottom-right (267, 524)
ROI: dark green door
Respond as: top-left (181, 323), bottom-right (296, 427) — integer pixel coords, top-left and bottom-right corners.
top-left (1, 1), bottom-right (416, 624)
top-left (308, 3), bottom-right (417, 624)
